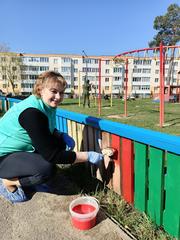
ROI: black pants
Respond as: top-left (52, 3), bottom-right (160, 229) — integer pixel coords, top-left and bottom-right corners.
top-left (0, 152), bottom-right (55, 187)
top-left (83, 94), bottom-right (90, 107)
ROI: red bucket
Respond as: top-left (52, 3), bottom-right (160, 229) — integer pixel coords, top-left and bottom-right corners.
top-left (69, 196), bottom-right (99, 230)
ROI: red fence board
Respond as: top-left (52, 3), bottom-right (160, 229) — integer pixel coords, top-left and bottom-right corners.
top-left (121, 138), bottom-right (134, 204)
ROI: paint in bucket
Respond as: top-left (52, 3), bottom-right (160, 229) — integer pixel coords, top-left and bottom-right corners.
top-left (69, 196), bottom-right (99, 230)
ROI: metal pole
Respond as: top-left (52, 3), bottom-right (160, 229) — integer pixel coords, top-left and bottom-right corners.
top-left (95, 76), bottom-right (97, 107)
top-left (110, 76), bottom-right (113, 107)
top-left (82, 50), bottom-right (88, 81)
top-left (159, 41), bottom-right (165, 127)
top-left (98, 58), bottom-right (102, 116)
top-left (78, 71), bottom-right (81, 107)
top-left (124, 58), bottom-right (128, 117)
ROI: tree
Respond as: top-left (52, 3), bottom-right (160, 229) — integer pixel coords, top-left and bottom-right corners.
top-left (149, 4), bottom-right (180, 47)
top-left (149, 4), bottom-right (180, 86)
top-left (0, 44), bottom-right (24, 95)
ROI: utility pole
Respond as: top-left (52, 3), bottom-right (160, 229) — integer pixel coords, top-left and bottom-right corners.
top-left (82, 50), bottom-right (88, 83)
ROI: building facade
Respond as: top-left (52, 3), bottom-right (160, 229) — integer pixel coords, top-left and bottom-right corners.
top-left (0, 52), bottom-right (179, 98)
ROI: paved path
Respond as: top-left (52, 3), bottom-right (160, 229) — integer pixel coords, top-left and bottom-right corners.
top-left (0, 174), bottom-right (133, 240)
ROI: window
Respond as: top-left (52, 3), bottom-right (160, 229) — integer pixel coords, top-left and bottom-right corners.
top-left (143, 60), bottom-right (151, 65)
top-left (133, 68), bottom-right (142, 73)
top-left (21, 83), bottom-right (34, 88)
top-left (156, 61), bottom-right (160, 66)
top-left (54, 58), bottom-right (58, 64)
top-left (1, 57), bottom-right (6, 62)
top-left (113, 67), bottom-right (122, 73)
top-left (21, 66), bottom-right (28, 71)
top-left (61, 67), bottom-right (71, 73)
top-left (72, 59), bottom-right (78, 64)
top-left (64, 76), bottom-right (71, 81)
top-left (40, 66), bottom-right (49, 71)
top-left (82, 68), bottom-right (98, 73)
top-left (105, 78), bottom-right (109, 82)
top-left (40, 57), bottom-right (49, 62)
top-left (133, 59), bottom-right (143, 65)
top-left (141, 77), bottom-right (150, 82)
top-left (105, 86), bottom-right (109, 90)
top-left (21, 75), bottom-right (28, 80)
top-left (82, 58), bottom-right (98, 64)
top-left (132, 77), bottom-right (141, 82)
top-left (113, 86), bottom-right (120, 90)
top-left (105, 69), bottom-right (110, 74)
top-left (132, 86), bottom-right (141, 90)
top-left (29, 66), bottom-right (39, 71)
top-left (155, 78), bottom-right (159, 82)
top-left (29, 75), bottom-right (38, 80)
top-left (62, 57), bottom-right (71, 63)
top-left (142, 68), bottom-right (151, 73)
top-left (28, 57), bottom-right (40, 62)
top-left (105, 60), bottom-right (110, 65)
top-left (11, 57), bottom-right (17, 62)
top-left (155, 69), bottom-right (159, 74)
top-left (141, 85), bottom-right (150, 90)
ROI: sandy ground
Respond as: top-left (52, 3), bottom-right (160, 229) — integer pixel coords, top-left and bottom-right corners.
top-left (0, 173), bottom-right (133, 240)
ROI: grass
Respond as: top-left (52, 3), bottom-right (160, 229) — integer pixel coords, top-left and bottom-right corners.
top-left (59, 97), bottom-right (180, 136)
top-left (58, 163), bottom-right (175, 240)
top-left (94, 190), bottom-right (174, 240)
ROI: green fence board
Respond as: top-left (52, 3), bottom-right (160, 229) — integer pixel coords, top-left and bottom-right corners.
top-left (163, 153), bottom-right (180, 238)
top-left (147, 147), bottom-right (164, 225)
top-left (134, 142), bottom-right (148, 212)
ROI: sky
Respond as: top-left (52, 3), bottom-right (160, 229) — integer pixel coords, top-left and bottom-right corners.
top-left (0, 0), bottom-right (179, 56)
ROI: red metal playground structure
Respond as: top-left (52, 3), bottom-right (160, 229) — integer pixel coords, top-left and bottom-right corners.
top-left (97, 43), bottom-right (180, 128)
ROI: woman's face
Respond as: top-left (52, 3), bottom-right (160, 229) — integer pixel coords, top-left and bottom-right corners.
top-left (40, 82), bottom-right (64, 108)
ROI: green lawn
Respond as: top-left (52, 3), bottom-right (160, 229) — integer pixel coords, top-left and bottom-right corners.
top-left (59, 97), bottom-right (180, 136)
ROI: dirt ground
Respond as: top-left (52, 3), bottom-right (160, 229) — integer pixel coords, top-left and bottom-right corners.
top-left (0, 173), bottom-right (133, 240)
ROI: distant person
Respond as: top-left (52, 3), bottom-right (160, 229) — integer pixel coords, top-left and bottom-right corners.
top-left (104, 94), bottom-right (110, 101)
top-left (83, 79), bottom-right (91, 107)
top-left (0, 71), bottom-right (104, 204)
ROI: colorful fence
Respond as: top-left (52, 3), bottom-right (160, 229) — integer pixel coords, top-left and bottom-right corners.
top-left (0, 96), bottom-right (180, 238)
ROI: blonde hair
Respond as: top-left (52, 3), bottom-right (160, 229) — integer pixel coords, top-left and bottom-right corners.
top-left (33, 71), bottom-right (67, 97)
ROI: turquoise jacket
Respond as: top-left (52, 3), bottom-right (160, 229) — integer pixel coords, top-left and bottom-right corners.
top-left (0, 95), bottom-right (56, 156)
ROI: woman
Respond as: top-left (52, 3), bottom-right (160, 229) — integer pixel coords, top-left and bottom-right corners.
top-left (0, 71), bottom-right (103, 204)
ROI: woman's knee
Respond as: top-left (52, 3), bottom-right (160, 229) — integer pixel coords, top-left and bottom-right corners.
top-left (39, 162), bottom-right (56, 178)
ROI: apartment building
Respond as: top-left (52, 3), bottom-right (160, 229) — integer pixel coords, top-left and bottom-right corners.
top-left (0, 52), bottom-right (179, 98)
